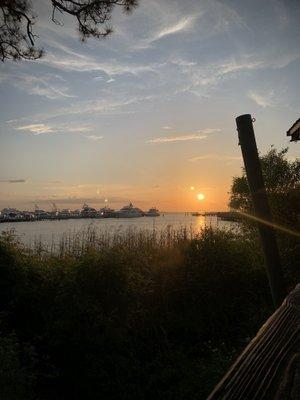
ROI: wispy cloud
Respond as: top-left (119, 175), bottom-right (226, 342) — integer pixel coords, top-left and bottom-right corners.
top-left (64, 126), bottom-right (92, 133)
top-left (1, 71), bottom-right (76, 100)
top-left (170, 52), bottom-right (300, 97)
top-left (148, 128), bottom-right (221, 144)
top-left (29, 84), bottom-right (75, 99)
top-left (32, 180), bottom-right (63, 185)
top-left (132, 9), bottom-right (202, 51)
top-left (0, 179), bottom-right (26, 183)
top-left (198, 128), bottom-right (221, 135)
top-left (6, 95), bottom-right (142, 128)
top-left (154, 16), bottom-right (197, 41)
top-left (148, 133), bottom-right (207, 144)
top-left (41, 43), bottom-right (160, 76)
top-left (15, 123), bottom-right (92, 135)
top-left (248, 90), bottom-right (276, 108)
top-left (16, 124), bottom-right (55, 135)
top-left (219, 60), bottom-right (263, 75)
top-left (52, 94), bottom-right (158, 118)
top-left (84, 135), bottom-right (104, 142)
top-left (162, 126), bottom-right (172, 130)
top-left (188, 154), bottom-right (242, 162)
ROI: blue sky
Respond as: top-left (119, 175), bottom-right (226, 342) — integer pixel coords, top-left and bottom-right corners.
top-left (0, 0), bottom-right (299, 211)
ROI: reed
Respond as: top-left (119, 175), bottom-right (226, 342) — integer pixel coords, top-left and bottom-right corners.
top-left (0, 226), bottom-right (295, 400)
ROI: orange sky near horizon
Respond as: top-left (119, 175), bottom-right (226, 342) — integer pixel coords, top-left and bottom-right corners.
top-left (0, 166), bottom-right (235, 212)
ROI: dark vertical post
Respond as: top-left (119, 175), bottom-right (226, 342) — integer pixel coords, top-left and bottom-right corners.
top-left (235, 114), bottom-right (286, 308)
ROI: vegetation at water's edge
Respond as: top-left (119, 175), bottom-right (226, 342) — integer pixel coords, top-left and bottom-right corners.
top-left (0, 225), bottom-right (299, 400)
top-left (0, 147), bottom-right (299, 400)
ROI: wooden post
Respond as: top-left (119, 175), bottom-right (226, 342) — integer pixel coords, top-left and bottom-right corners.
top-left (235, 114), bottom-right (286, 308)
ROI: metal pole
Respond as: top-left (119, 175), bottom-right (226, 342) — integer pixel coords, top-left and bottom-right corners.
top-left (235, 114), bottom-right (286, 308)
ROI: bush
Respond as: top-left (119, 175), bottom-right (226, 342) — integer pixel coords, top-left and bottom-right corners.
top-left (0, 227), bottom-right (276, 399)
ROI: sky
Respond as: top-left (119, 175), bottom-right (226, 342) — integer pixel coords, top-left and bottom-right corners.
top-left (0, 0), bottom-right (299, 212)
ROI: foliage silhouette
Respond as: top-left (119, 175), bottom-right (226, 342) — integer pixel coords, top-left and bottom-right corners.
top-left (0, 0), bottom-right (139, 61)
top-left (229, 147), bottom-right (300, 227)
top-left (0, 227), bottom-right (277, 399)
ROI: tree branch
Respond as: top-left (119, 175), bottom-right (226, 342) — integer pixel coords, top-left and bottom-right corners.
top-left (0, 0), bottom-right (139, 61)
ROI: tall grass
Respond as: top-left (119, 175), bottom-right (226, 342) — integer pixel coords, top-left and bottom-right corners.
top-left (25, 224), bottom-right (209, 257)
top-left (0, 226), bottom-right (291, 399)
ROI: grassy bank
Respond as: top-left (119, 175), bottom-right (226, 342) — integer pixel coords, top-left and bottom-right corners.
top-left (0, 227), bottom-right (296, 399)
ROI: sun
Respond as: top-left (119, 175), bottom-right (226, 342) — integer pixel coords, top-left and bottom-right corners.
top-left (197, 193), bottom-right (205, 201)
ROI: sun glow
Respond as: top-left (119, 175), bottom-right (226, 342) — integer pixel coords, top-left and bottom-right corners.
top-left (197, 193), bottom-right (205, 201)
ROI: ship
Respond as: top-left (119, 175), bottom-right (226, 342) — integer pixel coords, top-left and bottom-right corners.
top-left (34, 205), bottom-right (52, 220)
top-left (57, 209), bottom-right (71, 219)
top-left (80, 203), bottom-right (98, 218)
top-left (70, 209), bottom-right (81, 219)
top-left (1, 208), bottom-right (34, 222)
top-left (99, 206), bottom-right (116, 218)
top-left (144, 207), bottom-right (160, 217)
top-left (117, 203), bottom-right (143, 218)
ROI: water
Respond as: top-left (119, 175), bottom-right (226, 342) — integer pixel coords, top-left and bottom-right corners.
top-left (0, 213), bottom-right (238, 249)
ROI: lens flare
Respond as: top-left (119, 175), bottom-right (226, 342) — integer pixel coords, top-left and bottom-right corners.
top-left (233, 209), bottom-right (300, 238)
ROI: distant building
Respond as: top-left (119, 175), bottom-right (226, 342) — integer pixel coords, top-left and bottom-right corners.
top-left (287, 118), bottom-right (300, 142)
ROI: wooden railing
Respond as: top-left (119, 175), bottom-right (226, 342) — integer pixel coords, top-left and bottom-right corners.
top-left (207, 284), bottom-right (300, 399)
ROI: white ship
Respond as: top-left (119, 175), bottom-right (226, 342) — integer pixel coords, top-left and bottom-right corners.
top-left (144, 207), bottom-right (160, 217)
top-left (117, 203), bottom-right (143, 218)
